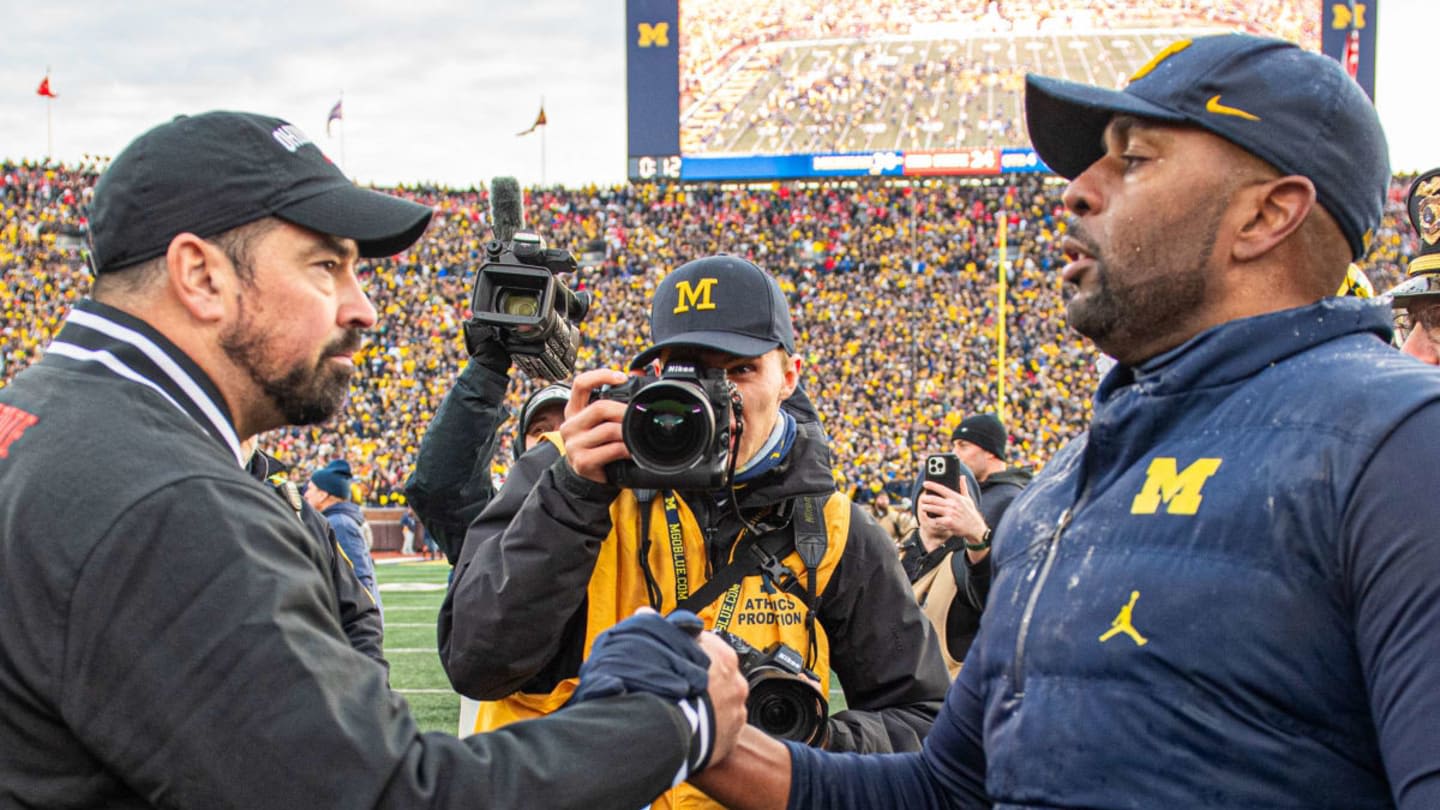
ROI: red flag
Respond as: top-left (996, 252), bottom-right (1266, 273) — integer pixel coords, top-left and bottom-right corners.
top-left (517, 105), bottom-right (547, 137)
top-left (326, 99), bottom-right (343, 136)
top-left (36, 76), bottom-right (56, 98)
top-left (1342, 28), bottom-right (1360, 80)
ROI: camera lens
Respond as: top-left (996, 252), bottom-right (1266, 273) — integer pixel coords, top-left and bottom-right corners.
top-left (622, 381), bottom-right (715, 473)
top-left (746, 672), bottom-right (825, 744)
top-left (755, 693), bottom-right (800, 737)
top-left (498, 289), bottom-right (541, 318)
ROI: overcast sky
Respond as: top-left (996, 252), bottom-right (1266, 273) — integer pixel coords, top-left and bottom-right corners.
top-left (2, 0), bottom-right (1434, 188)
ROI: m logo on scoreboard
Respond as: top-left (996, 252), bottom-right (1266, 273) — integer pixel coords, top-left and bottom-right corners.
top-left (637, 22), bottom-right (670, 47)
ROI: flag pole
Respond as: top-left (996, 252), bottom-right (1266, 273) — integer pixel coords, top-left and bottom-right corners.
top-left (45, 65), bottom-right (53, 158)
top-left (540, 95), bottom-right (547, 187)
top-left (339, 91), bottom-right (347, 175)
top-left (997, 213), bottom-right (1009, 425)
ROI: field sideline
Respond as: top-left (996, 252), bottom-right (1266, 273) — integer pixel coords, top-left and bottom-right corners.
top-left (376, 559), bottom-right (849, 737)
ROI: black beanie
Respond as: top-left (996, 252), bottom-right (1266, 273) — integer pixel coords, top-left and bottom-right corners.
top-left (951, 414), bottom-right (1007, 461)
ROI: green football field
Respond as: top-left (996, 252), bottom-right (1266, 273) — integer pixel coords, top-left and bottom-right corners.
top-left (377, 560), bottom-right (848, 737)
top-left (376, 560), bottom-right (460, 734)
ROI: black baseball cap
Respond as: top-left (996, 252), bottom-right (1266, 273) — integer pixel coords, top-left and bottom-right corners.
top-left (1025, 33), bottom-right (1389, 261)
top-left (630, 255), bottom-right (796, 369)
top-left (89, 110), bottom-right (433, 273)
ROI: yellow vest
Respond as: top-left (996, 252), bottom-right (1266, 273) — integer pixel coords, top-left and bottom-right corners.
top-left (472, 436), bottom-right (852, 810)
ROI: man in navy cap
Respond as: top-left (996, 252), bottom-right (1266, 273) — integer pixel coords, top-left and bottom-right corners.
top-left (0, 110), bottom-right (747, 808)
top-left (305, 458), bottom-right (381, 610)
top-left (693, 34), bottom-right (1440, 809)
top-left (440, 254), bottom-right (949, 810)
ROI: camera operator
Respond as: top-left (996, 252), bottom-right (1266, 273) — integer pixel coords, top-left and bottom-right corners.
top-left (439, 255), bottom-right (948, 810)
top-left (403, 177), bottom-right (569, 568)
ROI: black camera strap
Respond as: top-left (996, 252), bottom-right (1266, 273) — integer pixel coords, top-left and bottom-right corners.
top-left (676, 494), bottom-right (829, 623)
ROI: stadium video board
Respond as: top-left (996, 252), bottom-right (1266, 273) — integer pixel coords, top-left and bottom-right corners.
top-left (628, 1), bottom-right (1374, 183)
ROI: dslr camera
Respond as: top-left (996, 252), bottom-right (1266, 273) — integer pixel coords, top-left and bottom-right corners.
top-left (469, 232), bottom-right (591, 381)
top-left (591, 361), bottom-right (740, 490)
top-left (715, 631), bottom-right (828, 746)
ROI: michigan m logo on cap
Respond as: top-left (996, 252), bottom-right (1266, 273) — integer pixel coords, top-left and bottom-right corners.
top-left (673, 277), bottom-right (718, 314)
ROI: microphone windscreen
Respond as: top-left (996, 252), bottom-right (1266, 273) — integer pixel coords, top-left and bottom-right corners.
top-left (489, 176), bottom-right (524, 243)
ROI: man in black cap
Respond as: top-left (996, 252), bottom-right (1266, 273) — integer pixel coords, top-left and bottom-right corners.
top-left (692, 33), bottom-right (1440, 809)
top-left (439, 254), bottom-right (948, 810)
top-left (0, 110), bottom-right (747, 809)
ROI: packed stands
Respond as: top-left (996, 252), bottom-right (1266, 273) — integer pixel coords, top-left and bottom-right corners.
top-left (679, 0), bottom-right (1318, 155)
top-left (2, 162), bottom-right (1419, 505)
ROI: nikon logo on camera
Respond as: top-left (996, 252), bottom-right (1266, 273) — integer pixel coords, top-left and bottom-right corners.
top-left (673, 278), bottom-right (718, 314)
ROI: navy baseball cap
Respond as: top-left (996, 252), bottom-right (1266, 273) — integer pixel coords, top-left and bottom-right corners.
top-left (1025, 33), bottom-right (1389, 261)
top-left (90, 111), bottom-right (433, 273)
top-left (630, 255), bottom-right (796, 369)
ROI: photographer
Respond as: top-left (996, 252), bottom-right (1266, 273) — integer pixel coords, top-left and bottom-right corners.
top-left (439, 255), bottom-right (948, 810)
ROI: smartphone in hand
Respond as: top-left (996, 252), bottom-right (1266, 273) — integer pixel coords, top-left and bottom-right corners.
top-left (924, 453), bottom-right (963, 494)
top-left (921, 453), bottom-right (964, 519)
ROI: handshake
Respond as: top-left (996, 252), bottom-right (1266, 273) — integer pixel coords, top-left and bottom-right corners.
top-left (568, 609), bottom-right (750, 777)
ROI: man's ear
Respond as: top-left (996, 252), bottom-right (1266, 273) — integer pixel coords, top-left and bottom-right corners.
top-left (164, 233), bottom-right (234, 323)
top-left (780, 351), bottom-right (802, 399)
top-left (1232, 175), bottom-right (1317, 263)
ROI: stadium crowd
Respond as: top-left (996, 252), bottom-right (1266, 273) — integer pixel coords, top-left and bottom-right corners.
top-left (1, 161), bottom-right (1420, 505)
top-left (680, 0), bottom-right (1317, 155)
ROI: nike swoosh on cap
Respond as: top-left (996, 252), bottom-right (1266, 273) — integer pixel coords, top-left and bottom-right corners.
top-left (1205, 95), bottom-right (1261, 121)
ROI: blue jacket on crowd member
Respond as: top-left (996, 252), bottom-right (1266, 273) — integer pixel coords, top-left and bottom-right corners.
top-left (310, 459), bottom-right (381, 613)
top-left (322, 500), bottom-right (379, 609)
top-left (786, 298), bottom-right (1440, 808)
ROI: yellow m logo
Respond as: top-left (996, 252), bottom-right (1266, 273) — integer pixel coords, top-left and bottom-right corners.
top-left (1331, 3), bottom-right (1367, 29)
top-left (638, 22), bottom-right (670, 47)
top-left (1129, 39), bottom-right (1192, 83)
top-left (673, 278), bottom-right (718, 314)
top-left (1130, 457), bottom-right (1222, 515)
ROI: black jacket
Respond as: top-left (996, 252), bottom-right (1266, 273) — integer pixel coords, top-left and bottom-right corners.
top-left (404, 361), bottom-right (511, 565)
top-left (248, 448), bottom-right (387, 672)
top-left (439, 417), bottom-right (949, 753)
top-left (0, 300), bottom-right (697, 809)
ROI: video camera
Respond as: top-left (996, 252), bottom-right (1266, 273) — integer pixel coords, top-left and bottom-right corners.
top-left (591, 361), bottom-right (740, 490)
top-left (715, 630), bottom-right (828, 746)
top-left (467, 176), bottom-right (591, 381)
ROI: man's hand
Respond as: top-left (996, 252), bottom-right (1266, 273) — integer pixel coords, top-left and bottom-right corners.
top-left (696, 630), bottom-right (748, 765)
top-left (462, 322), bottom-right (513, 376)
top-left (562, 368), bottom-right (630, 483)
top-left (916, 479), bottom-right (987, 555)
top-left (568, 609), bottom-right (749, 776)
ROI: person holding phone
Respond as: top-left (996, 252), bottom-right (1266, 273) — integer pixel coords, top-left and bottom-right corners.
top-left (901, 451), bottom-right (989, 676)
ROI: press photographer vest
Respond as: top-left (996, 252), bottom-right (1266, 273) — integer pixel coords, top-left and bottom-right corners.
top-left (472, 433), bottom-right (851, 810)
